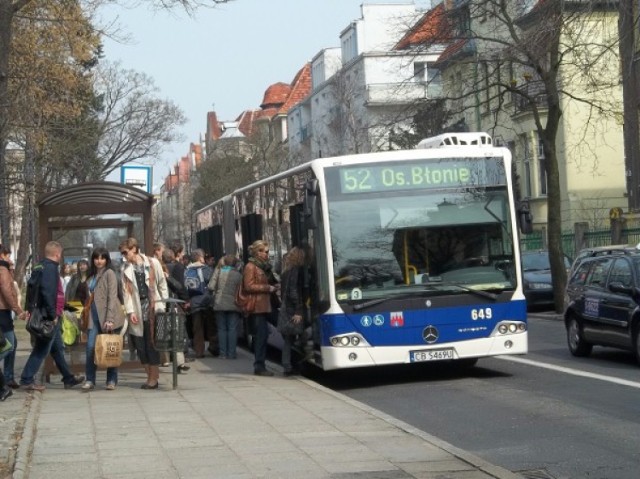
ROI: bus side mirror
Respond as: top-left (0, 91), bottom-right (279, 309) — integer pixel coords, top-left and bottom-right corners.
top-left (518, 201), bottom-right (533, 234)
top-left (304, 179), bottom-right (319, 230)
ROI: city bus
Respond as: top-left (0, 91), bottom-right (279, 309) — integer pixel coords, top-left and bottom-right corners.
top-left (195, 132), bottom-right (533, 370)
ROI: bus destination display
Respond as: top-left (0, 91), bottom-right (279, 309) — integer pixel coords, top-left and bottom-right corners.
top-left (338, 158), bottom-right (505, 194)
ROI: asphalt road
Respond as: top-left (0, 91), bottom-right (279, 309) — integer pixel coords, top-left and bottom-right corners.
top-left (303, 313), bottom-right (640, 479)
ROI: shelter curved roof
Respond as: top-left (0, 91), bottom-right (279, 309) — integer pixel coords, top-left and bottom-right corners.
top-left (38, 181), bottom-right (153, 206)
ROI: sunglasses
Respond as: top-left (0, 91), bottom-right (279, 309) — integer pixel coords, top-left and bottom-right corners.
top-left (120, 250), bottom-right (129, 256)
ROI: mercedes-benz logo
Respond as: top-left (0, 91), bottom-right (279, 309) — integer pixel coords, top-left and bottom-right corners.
top-left (422, 325), bottom-right (438, 344)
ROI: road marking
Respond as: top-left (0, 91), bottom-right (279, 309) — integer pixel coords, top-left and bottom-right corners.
top-left (498, 355), bottom-right (640, 389)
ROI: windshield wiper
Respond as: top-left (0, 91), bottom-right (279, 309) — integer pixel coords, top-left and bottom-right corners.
top-left (442, 283), bottom-right (499, 300)
top-left (350, 283), bottom-right (502, 311)
top-left (351, 290), bottom-right (435, 311)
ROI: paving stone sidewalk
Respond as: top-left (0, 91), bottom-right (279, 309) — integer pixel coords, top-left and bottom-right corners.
top-left (2, 337), bottom-right (522, 479)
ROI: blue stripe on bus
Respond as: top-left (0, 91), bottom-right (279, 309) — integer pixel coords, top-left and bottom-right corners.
top-left (319, 299), bottom-right (527, 346)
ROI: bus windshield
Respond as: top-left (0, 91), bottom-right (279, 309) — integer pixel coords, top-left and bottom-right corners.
top-left (325, 159), bottom-right (516, 302)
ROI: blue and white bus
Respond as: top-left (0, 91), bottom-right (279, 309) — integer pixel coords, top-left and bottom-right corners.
top-left (195, 132), bottom-right (532, 370)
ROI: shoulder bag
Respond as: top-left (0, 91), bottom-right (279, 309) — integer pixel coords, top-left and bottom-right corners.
top-left (235, 272), bottom-right (256, 316)
top-left (26, 307), bottom-right (56, 340)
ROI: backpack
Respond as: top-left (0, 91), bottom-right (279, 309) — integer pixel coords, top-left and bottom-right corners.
top-left (185, 266), bottom-right (208, 296)
top-left (25, 263), bottom-right (44, 313)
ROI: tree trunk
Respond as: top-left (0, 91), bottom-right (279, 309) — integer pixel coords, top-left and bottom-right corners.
top-left (619, 0), bottom-right (640, 212)
top-left (0, 1), bottom-right (15, 245)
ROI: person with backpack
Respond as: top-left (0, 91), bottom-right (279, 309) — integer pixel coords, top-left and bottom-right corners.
top-left (20, 241), bottom-right (85, 391)
top-left (184, 249), bottom-right (214, 358)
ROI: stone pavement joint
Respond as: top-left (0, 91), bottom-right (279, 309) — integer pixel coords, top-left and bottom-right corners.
top-left (2, 340), bottom-right (523, 479)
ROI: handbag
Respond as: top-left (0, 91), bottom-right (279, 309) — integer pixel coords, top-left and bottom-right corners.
top-left (235, 282), bottom-right (256, 315)
top-left (26, 307), bottom-right (56, 340)
top-left (80, 293), bottom-right (93, 331)
top-left (94, 333), bottom-right (123, 368)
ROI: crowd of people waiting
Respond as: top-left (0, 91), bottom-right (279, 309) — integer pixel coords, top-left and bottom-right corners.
top-left (0, 237), bottom-right (310, 401)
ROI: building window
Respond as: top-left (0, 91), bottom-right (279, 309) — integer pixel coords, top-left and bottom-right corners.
top-left (535, 131), bottom-right (547, 196)
top-left (414, 62), bottom-right (427, 82)
top-left (521, 134), bottom-right (532, 198)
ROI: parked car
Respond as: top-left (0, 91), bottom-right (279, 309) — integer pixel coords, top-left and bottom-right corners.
top-left (568, 244), bottom-right (635, 278)
top-left (564, 251), bottom-right (640, 364)
top-left (521, 250), bottom-right (571, 310)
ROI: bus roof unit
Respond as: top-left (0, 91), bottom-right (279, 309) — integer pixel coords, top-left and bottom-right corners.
top-left (416, 132), bottom-right (493, 149)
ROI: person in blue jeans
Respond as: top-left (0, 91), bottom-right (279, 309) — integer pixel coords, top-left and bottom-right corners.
top-left (20, 241), bottom-right (84, 391)
top-left (82, 248), bottom-right (126, 391)
top-left (0, 247), bottom-right (25, 400)
top-left (209, 255), bottom-right (243, 359)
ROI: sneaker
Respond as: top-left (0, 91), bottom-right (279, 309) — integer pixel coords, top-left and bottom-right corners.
top-left (254, 369), bottom-right (274, 377)
top-left (7, 380), bottom-right (19, 389)
top-left (64, 375), bottom-right (86, 389)
top-left (105, 383), bottom-right (116, 391)
top-left (0, 387), bottom-right (13, 401)
top-left (81, 381), bottom-right (95, 391)
top-left (21, 383), bottom-right (45, 392)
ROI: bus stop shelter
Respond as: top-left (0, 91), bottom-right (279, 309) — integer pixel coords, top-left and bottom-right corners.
top-left (37, 181), bottom-right (155, 258)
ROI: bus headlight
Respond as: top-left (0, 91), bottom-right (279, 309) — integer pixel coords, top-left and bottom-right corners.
top-left (329, 333), bottom-right (369, 347)
top-left (493, 321), bottom-right (526, 336)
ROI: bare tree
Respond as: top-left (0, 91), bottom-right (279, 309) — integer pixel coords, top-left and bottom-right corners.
top-left (90, 62), bottom-right (187, 180)
top-left (412, 1), bottom-right (622, 312)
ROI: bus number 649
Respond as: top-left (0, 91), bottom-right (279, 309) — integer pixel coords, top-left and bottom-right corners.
top-left (471, 308), bottom-right (492, 320)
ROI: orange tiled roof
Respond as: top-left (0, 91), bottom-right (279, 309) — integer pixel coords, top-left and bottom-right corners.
top-left (235, 109), bottom-right (261, 137)
top-left (261, 82), bottom-right (291, 109)
top-left (395, 3), bottom-right (452, 50)
top-left (434, 38), bottom-right (469, 66)
top-left (278, 63), bottom-right (312, 115)
top-left (207, 111), bottom-right (222, 141)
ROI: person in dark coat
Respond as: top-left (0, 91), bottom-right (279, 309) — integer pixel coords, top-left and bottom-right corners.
top-left (277, 247), bottom-right (307, 376)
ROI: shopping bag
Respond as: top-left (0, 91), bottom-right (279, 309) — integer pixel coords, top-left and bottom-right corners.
top-left (95, 334), bottom-right (123, 368)
top-left (61, 311), bottom-right (80, 346)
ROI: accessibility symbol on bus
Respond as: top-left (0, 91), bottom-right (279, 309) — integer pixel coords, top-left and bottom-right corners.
top-left (373, 314), bottom-right (385, 326)
top-left (361, 316), bottom-right (373, 327)
top-left (390, 311), bottom-right (404, 327)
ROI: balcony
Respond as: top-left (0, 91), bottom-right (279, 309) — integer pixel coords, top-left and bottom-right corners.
top-left (365, 82), bottom-right (442, 106)
top-left (513, 81), bottom-right (548, 114)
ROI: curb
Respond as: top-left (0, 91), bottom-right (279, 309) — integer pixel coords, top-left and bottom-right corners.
top-left (12, 390), bottom-right (39, 479)
top-left (295, 373), bottom-right (523, 479)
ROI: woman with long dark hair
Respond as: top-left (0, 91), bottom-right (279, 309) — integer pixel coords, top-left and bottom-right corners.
top-left (81, 247), bottom-right (125, 391)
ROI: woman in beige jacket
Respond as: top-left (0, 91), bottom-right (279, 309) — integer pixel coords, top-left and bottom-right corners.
top-left (81, 248), bottom-right (126, 391)
top-left (119, 238), bottom-right (168, 389)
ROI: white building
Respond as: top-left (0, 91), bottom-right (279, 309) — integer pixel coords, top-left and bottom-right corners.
top-left (287, 2), bottom-right (444, 162)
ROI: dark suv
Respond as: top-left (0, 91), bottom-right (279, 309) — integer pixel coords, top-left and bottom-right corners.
top-left (564, 250), bottom-right (640, 364)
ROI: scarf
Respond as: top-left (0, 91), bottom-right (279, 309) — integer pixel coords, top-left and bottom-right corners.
top-left (249, 256), bottom-right (277, 284)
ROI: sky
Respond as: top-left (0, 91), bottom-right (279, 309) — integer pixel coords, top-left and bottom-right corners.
top-left (100, 0), bottom-right (430, 191)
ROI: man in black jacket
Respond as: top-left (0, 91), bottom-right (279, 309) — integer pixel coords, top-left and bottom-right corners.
top-left (20, 241), bottom-right (84, 391)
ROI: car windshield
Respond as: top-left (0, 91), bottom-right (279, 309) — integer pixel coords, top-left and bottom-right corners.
top-left (522, 252), bottom-right (570, 271)
top-left (324, 158), bottom-right (517, 302)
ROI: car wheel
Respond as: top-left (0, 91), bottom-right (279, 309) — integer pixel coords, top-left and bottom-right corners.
top-left (567, 317), bottom-right (592, 357)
